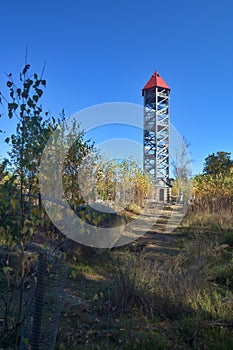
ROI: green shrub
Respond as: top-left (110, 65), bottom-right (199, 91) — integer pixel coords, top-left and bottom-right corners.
top-left (221, 231), bottom-right (233, 247)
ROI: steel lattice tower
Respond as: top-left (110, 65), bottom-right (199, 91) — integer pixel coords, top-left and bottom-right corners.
top-left (142, 71), bottom-right (171, 201)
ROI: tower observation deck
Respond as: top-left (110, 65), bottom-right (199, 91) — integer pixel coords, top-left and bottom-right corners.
top-left (142, 71), bottom-right (171, 202)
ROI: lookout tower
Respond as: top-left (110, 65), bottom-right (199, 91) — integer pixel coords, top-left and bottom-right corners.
top-left (142, 71), bottom-right (171, 202)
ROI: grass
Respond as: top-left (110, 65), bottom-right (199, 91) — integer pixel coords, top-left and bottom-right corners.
top-left (1, 209), bottom-right (233, 349)
top-left (55, 222), bottom-right (233, 349)
top-left (182, 209), bottom-right (233, 231)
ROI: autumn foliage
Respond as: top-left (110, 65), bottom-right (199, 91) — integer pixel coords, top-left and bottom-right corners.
top-left (191, 152), bottom-right (233, 213)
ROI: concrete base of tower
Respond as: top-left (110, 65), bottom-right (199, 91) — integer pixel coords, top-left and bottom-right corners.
top-left (155, 187), bottom-right (171, 203)
top-left (154, 179), bottom-right (172, 203)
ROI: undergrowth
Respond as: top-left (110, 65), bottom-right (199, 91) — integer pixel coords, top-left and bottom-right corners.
top-left (56, 223), bottom-right (233, 349)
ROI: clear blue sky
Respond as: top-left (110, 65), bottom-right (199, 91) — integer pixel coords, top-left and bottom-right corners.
top-left (0, 0), bottom-right (233, 175)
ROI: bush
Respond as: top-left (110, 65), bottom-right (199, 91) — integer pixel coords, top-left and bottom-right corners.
top-left (110, 256), bottom-right (153, 317)
top-left (221, 231), bottom-right (233, 247)
top-left (124, 203), bottom-right (142, 215)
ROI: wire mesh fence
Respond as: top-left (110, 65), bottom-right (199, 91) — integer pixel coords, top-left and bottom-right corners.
top-left (19, 251), bottom-right (68, 350)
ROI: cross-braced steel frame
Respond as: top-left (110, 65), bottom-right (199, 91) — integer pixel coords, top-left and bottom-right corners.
top-left (143, 86), bottom-right (170, 186)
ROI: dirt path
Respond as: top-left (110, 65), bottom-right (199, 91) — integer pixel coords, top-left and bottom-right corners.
top-left (128, 203), bottom-right (186, 261)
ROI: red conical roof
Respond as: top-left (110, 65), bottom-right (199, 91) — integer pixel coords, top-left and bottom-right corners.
top-left (142, 71), bottom-right (170, 95)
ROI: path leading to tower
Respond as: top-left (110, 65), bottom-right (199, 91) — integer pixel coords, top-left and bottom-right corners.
top-left (122, 203), bottom-right (187, 261)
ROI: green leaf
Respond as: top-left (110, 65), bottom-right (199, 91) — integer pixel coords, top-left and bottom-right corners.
top-left (7, 81), bottom-right (13, 87)
top-left (5, 137), bottom-right (10, 144)
top-left (23, 80), bottom-right (33, 94)
top-left (22, 337), bottom-right (29, 346)
top-left (3, 266), bottom-right (13, 274)
top-left (10, 198), bottom-right (18, 210)
top-left (22, 64), bottom-right (30, 75)
top-left (16, 88), bottom-right (21, 97)
top-left (27, 98), bottom-right (35, 108)
top-left (32, 95), bottom-right (39, 102)
top-left (8, 102), bottom-right (18, 118)
top-left (20, 103), bottom-right (26, 112)
top-left (35, 88), bottom-right (43, 98)
top-left (22, 90), bottom-right (28, 99)
top-left (71, 269), bottom-right (77, 278)
top-left (10, 102), bottom-right (18, 109)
